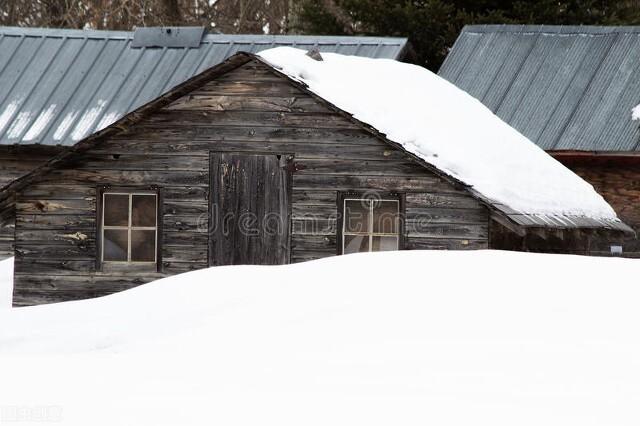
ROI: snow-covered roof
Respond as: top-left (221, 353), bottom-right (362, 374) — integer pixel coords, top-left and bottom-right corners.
top-left (258, 47), bottom-right (630, 232)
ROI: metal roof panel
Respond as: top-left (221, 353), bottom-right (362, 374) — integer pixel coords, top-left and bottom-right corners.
top-left (132, 26), bottom-right (204, 48)
top-left (439, 25), bottom-right (640, 152)
top-left (0, 26), bottom-right (408, 146)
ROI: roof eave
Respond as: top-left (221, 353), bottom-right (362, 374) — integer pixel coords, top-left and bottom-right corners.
top-left (550, 150), bottom-right (640, 164)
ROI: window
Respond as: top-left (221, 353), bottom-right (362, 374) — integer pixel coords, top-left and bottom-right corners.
top-left (101, 192), bottom-right (158, 264)
top-left (342, 196), bottom-right (401, 254)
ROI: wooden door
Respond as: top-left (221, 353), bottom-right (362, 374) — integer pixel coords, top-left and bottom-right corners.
top-left (209, 153), bottom-right (292, 266)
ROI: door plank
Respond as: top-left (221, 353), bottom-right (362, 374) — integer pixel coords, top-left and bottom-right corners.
top-left (209, 153), bottom-right (291, 266)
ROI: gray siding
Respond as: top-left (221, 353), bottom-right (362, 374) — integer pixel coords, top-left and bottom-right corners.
top-left (0, 145), bottom-right (64, 259)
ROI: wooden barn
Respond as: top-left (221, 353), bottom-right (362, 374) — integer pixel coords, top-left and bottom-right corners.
top-left (0, 26), bottom-right (410, 259)
top-left (0, 48), bottom-right (630, 306)
top-left (439, 25), bottom-right (640, 257)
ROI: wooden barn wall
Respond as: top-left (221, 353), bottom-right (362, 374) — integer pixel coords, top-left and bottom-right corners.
top-left (564, 161), bottom-right (640, 257)
top-left (489, 221), bottom-right (600, 255)
top-left (0, 145), bottom-right (64, 259)
top-left (12, 60), bottom-right (489, 306)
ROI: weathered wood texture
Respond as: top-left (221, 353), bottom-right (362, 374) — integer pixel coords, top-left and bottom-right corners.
top-left (209, 153), bottom-right (291, 265)
top-left (562, 161), bottom-right (640, 257)
top-left (12, 60), bottom-right (489, 306)
top-left (0, 146), bottom-right (65, 259)
top-left (489, 221), bottom-right (621, 256)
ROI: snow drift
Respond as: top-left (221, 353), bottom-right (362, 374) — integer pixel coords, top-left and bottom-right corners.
top-left (1, 250), bottom-right (639, 426)
top-left (258, 47), bottom-right (618, 220)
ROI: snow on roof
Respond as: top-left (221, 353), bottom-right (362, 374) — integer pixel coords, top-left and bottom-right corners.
top-left (258, 47), bottom-right (620, 222)
top-left (2, 250), bottom-right (640, 424)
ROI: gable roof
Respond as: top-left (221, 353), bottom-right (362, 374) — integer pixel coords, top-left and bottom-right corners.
top-left (0, 50), bottom-right (631, 235)
top-left (0, 26), bottom-right (408, 147)
top-left (438, 25), bottom-right (640, 152)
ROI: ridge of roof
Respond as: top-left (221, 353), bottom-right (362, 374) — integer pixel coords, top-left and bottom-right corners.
top-left (462, 24), bottom-right (640, 35)
top-left (0, 26), bottom-right (408, 45)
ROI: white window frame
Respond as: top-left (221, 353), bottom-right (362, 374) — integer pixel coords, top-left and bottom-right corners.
top-left (101, 192), bottom-right (158, 264)
top-left (342, 198), bottom-right (400, 254)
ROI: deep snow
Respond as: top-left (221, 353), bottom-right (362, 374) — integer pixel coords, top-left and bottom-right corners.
top-left (258, 48), bottom-right (618, 220)
top-left (1, 250), bottom-right (639, 425)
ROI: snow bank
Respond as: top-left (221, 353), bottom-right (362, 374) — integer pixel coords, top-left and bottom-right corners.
top-left (632, 104), bottom-right (640, 121)
top-left (0, 256), bottom-right (13, 309)
top-left (1, 250), bottom-right (640, 425)
top-left (258, 48), bottom-right (617, 220)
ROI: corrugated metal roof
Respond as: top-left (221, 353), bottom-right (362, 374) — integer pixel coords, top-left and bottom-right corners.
top-left (439, 25), bottom-right (640, 152)
top-left (0, 26), bottom-right (408, 147)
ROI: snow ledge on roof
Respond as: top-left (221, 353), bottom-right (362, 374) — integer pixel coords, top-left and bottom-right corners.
top-left (257, 47), bottom-right (620, 222)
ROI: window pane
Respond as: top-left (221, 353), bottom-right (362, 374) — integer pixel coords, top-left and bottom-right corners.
top-left (372, 200), bottom-right (399, 234)
top-left (132, 195), bottom-right (156, 227)
top-left (131, 230), bottom-right (156, 262)
top-left (344, 234), bottom-right (369, 254)
top-left (103, 229), bottom-right (128, 261)
top-left (103, 194), bottom-right (129, 226)
top-left (344, 199), bottom-right (369, 233)
top-left (372, 236), bottom-right (398, 252)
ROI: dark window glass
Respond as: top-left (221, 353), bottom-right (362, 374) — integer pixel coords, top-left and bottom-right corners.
top-left (132, 195), bottom-right (156, 227)
top-left (131, 230), bottom-right (156, 262)
top-left (344, 199), bottom-right (369, 233)
top-left (344, 234), bottom-right (369, 254)
top-left (103, 229), bottom-right (128, 261)
top-left (103, 194), bottom-right (129, 226)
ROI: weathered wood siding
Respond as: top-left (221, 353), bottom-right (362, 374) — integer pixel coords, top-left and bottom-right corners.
top-left (562, 160), bottom-right (640, 257)
top-left (209, 152), bottom-right (292, 265)
top-left (0, 146), bottom-right (64, 259)
top-left (12, 60), bottom-right (489, 306)
top-left (489, 221), bottom-right (605, 255)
